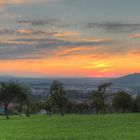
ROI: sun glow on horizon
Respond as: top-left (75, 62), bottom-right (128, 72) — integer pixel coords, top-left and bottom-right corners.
top-left (0, 50), bottom-right (139, 78)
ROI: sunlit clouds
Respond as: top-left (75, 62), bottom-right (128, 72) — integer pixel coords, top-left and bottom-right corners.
top-left (0, 0), bottom-right (140, 77)
top-left (128, 34), bottom-right (140, 39)
top-left (0, 0), bottom-right (59, 5)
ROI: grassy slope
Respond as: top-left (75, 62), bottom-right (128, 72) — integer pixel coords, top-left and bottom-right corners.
top-left (0, 114), bottom-right (140, 140)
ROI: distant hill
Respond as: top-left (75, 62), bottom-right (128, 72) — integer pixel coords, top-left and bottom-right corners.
top-left (109, 73), bottom-right (140, 88)
top-left (0, 75), bottom-right (107, 84)
top-left (0, 75), bottom-right (109, 90)
top-left (0, 73), bottom-right (140, 89)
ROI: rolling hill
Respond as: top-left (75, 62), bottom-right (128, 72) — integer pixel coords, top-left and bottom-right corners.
top-left (0, 73), bottom-right (140, 89)
top-left (109, 73), bottom-right (140, 88)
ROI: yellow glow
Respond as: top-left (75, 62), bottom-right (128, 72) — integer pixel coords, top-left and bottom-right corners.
top-left (53, 31), bottom-right (80, 38)
top-left (0, 50), bottom-right (139, 77)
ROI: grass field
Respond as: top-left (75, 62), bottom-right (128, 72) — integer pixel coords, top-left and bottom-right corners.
top-left (0, 114), bottom-right (140, 140)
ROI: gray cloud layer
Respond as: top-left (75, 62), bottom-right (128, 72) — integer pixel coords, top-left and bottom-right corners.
top-left (86, 23), bottom-right (140, 32)
top-left (18, 19), bottom-right (69, 27)
top-left (1, 18), bottom-right (140, 60)
top-left (0, 36), bottom-right (113, 59)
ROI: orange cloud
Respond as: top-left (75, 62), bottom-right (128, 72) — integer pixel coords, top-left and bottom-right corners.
top-left (131, 50), bottom-right (140, 57)
top-left (0, 0), bottom-right (58, 5)
top-left (128, 33), bottom-right (140, 39)
top-left (17, 29), bottom-right (34, 34)
top-left (0, 39), bottom-right (34, 45)
top-left (53, 31), bottom-right (80, 38)
top-left (52, 46), bottom-right (96, 57)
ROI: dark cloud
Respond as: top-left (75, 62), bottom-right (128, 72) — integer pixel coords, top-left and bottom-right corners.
top-left (70, 40), bottom-right (112, 47)
top-left (0, 42), bottom-right (44, 60)
top-left (18, 19), bottom-right (69, 27)
top-left (18, 20), bottom-right (46, 26)
top-left (0, 36), bottom-right (113, 59)
top-left (15, 38), bottom-right (62, 42)
top-left (0, 28), bottom-right (47, 36)
top-left (86, 23), bottom-right (140, 32)
top-left (14, 37), bottom-right (113, 48)
top-left (26, 38), bottom-right (113, 49)
top-left (0, 28), bottom-right (14, 35)
top-left (0, 28), bottom-right (74, 37)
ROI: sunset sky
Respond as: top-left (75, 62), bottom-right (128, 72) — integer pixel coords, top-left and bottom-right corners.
top-left (0, 0), bottom-right (140, 77)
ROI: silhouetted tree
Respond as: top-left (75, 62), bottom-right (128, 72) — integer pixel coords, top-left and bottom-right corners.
top-left (92, 91), bottom-right (105, 113)
top-left (49, 81), bottom-right (68, 116)
top-left (135, 96), bottom-right (140, 112)
top-left (91, 83), bottom-right (112, 113)
top-left (0, 82), bottom-right (30, 119)
top-left (112, 91), bottom-right (132, 112)
top-left (16, 86), bottom-right (31, 117)
top-left (131, 98), bottom-right (137, 112)
top-left (98, 82), bottom-right (112, 93)
top-left (39, 97), bottom-right (53, 116)
top-left (30, 101), bottom-right (42, 114)
top-left (75, 101), bottom-right (90, 114)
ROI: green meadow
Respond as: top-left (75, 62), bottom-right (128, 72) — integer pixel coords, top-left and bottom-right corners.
top-left (0, 114), bottom-right (140, 140)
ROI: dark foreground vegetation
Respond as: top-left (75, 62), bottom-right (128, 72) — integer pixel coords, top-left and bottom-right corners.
top-left (0, 114), bottom-right (139, 140)
top-left (0, 81), bottom-right (140, 119)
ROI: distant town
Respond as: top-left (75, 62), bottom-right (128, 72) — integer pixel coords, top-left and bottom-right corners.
top-left (0, 73), bottom-right (140, 101)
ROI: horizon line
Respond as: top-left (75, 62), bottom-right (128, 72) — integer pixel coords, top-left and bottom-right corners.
top-left (0, 72), bottom-right (139, 79)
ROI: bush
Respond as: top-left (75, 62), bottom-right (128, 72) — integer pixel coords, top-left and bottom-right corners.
top-left (112, 91), bottom-right (132, 112)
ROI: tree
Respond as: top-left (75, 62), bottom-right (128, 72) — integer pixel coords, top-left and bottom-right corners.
top-left (131, 98), bottom-right (137, 112)
top-left (91, 83), bottom-right (112, 114)
top-left (44, 97), bottom-right (53, 116)
top-left (16, 86), bottom-right (31, 117)
top-left (29, 101), bottom-right (42, 114)
top-left (112, 91), bottom-right (132, 112)
top-left (0, 82), bottom-right (30, 119)
top-left (75, 101), bottom-right (90, 114)
top-left (49, 80), bottom-right (68, 116)
top-left (92, 91), bottom-right (105, 113)
top-left (98, 82), bottom-right (112, 93)
top-left (37, 98), bottom-right (53, 116)
top-left (135, 96), bottom-right (140, 112)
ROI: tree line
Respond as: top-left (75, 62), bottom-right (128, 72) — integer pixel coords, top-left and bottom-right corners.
top-left (0, 81), bottom-right (140, 119)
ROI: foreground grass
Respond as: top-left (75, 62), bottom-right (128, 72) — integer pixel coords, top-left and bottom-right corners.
top-left (0, 114), bottom-right (140, 140)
